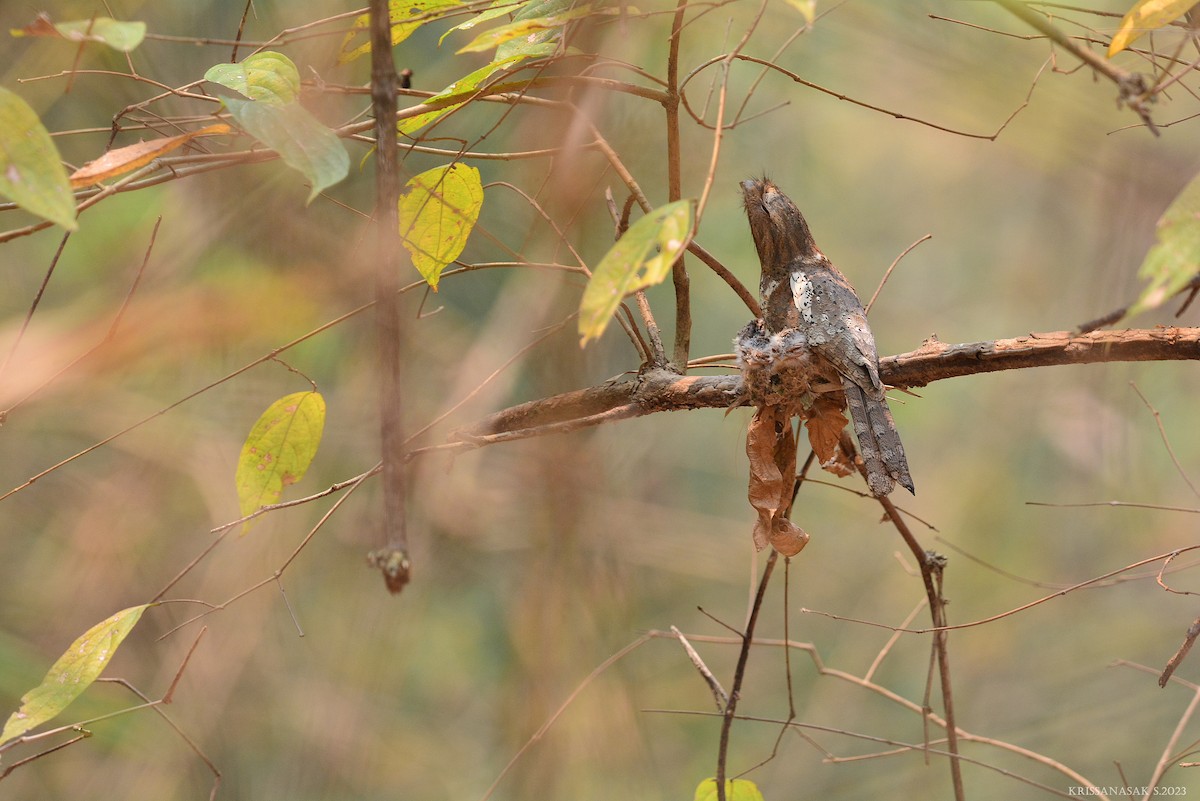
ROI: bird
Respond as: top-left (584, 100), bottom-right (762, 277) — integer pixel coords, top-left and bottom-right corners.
top-left (740, 177), bottom-right (914, 497)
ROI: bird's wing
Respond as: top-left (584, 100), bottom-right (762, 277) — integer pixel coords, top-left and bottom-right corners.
top-left (792, 268), bottom-right (884, 398)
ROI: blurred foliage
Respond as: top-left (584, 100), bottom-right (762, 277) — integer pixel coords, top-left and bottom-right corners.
top-left (1, 2), bottom-right (1200, 800)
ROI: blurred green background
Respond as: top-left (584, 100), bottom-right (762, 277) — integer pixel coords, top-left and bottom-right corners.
top-left (3, 1), bottom-right (1200, 799)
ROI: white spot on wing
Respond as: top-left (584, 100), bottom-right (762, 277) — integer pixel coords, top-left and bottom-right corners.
top-left (790, 271), bottom-right (814, 324)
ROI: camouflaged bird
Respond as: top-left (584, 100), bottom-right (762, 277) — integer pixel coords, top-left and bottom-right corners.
top-left (740, 177), bottom-right (914, 497)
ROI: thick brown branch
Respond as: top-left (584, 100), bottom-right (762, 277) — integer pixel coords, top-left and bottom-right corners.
top-left (454, 327), bottom-right (1200, 442)
top-left (883, 327), bottom-right (1200, 388)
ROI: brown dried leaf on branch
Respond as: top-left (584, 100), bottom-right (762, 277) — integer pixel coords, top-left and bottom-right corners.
top-left (746, 404), bottom-right (808, 556)
top-left (69, 124), bottom-right (230, 187)
top-left (805, 393), bottom-right (854, 478)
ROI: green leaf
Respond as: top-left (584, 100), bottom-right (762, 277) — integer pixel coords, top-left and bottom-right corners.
top-left (204, 52), bottom-right (301, 105)
top-left (428, 54), bottom-right (530, 104)
top-left (11, 14), bottom-right (147, 52)
top-left (578, 199), bottom-right (695, 346)
top-left (398, 163), bottom-right (484, 289)
top-left (439, 1), bottom-right (522, 46)
top-left (0, 87), bottom-right (77, 230)
top-left (398, 54), bottom-right (532, 138)
top-left (1109, 0), bottom-right (1199, 56)
top-left (457, 4), bottom-right (596, 54)
top-left (695, 779), bottom-right (765, 801)
top-left (222, 98), bottom-right (349, 203)
top-left (236, 391), bottom-right (325, 531)
top-left (338, 0), bottom-right (464, 64)
top-left (54, 18), bottom-right (146, 51)
top-left (1129, 171), bottom-right (1200, 316)
top-left (398, 104), bottom-right (463, 138)
top-left (1, 605), bottom-right (148, 746)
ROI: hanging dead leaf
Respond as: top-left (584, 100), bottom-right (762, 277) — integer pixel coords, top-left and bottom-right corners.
top-left (69, 124), bottom-right (230, 187)
top-left (746, 408), bottom-right (782, 551)
top-left (746, 405), bottom-right (801, 553)
top-left (805, 392), bottom-right (854, 477)
top-left (770, 517), bottom-right (809, 557)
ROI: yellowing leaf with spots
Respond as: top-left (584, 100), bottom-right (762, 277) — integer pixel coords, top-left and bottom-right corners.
top-left (1, 605), bottom-right (148, 746)
top-left (578, 199), bottom-right (694, 346)
top-left (399, 163), bottom-right (483, 289)
top-left (338, 0), bottom-right (463, 64)
top-left (236, 391), bottom-right (325, 532)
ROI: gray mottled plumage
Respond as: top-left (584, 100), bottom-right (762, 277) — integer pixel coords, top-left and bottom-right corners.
top-left (741, 177), bottom-right (913, 496)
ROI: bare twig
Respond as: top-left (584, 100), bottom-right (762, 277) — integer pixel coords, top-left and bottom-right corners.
top-left (1144, 677), bottom-right (1200, 796)
top-left (671, 625), bottom-right (729, 710)
top-left (1160, 616), bottom-right (1200, 687)
top-left (0, 230), bottom-right (71, 398)
top-left (1130, 382), bottom-right (1200, 498)
top-left (716, 551), bottom-right (778, 799)
top-left (865, 234), bottom-right (931, 315)
top-left (802, 546), bottom-right (1200, 635)
top-left (682, 53), bottom-right (1038, 141)
top-left (994, 0), bottom-right (1158, 134)
top-left (479, 634), bottom-right (656, 801)
top-left (1077, 275), bottom-right (1200, 333)
top-left (666, 0), bottom-right (692, 370)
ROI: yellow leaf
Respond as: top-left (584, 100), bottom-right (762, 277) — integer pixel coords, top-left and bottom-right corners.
top-left (398, 163), bottom-right (484, 289)
top-left (1, 605), bottom-right (148, 746)
top-left (1108, 0), bottom-right (1199, 57)
top-left (577, 199), bottom-right (694, 346)
top-left (0, 87), bottom-right (76, 230)
top-left (695, 778), bottom-right (766, 801)
top-left (235, 391), bottom-right (325, 532)
top-left (784, 0), bottom-right (816, 24)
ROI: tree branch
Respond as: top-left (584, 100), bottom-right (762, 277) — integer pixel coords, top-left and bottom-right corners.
top-left (451, 327), bottom-right (1200, 443)
top-left (994, 0), bottom-right (1157, 133)
top-left (666, 0), bottom-right (691, 371)
top-left (368, 0), bottom-right (411, 595)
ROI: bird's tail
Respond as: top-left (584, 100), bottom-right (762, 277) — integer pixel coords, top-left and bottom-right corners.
top-left (843, 379), bottom-right (914, 496)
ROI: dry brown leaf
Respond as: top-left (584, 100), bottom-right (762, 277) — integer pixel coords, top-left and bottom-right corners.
top-left (746, 405), bottom-right (802, 552)
top-left (769, 517), bottom-right (809, 556)
top-left (69, 124), bottom-right (230, 187)
top-left (13, 13), bottom-right (58, 38)
top-left (805, 392), bottom-right (854, 478)
top-left (746, 407), bottom-right (783, 550)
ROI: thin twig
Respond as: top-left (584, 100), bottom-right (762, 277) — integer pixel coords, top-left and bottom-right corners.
top-left (865, 234), bottom-right (931, 315)
top-left (803, 546), bottom-right (1200, 636)
top-left (1159, 616), bottom-right (1200, 687)
top-left (666, 0), bottom-right (692, 370)
top-left (479, 634), bottom-right (655, 801)
top-left (1130, 382), bottom-right (1199, 498)
top-left (1, 217), bottom-right (159, 421)
top-left (994, 0), bottom-right (1158, 134)
top-left (0, 230), bottom-right (71, 396)
top-left (1144, 679), bottom-right (1200, 797)
top-left (716, 551), bottom-right (777, 800)
top-left (672, 625), bottom-right (728, 710)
